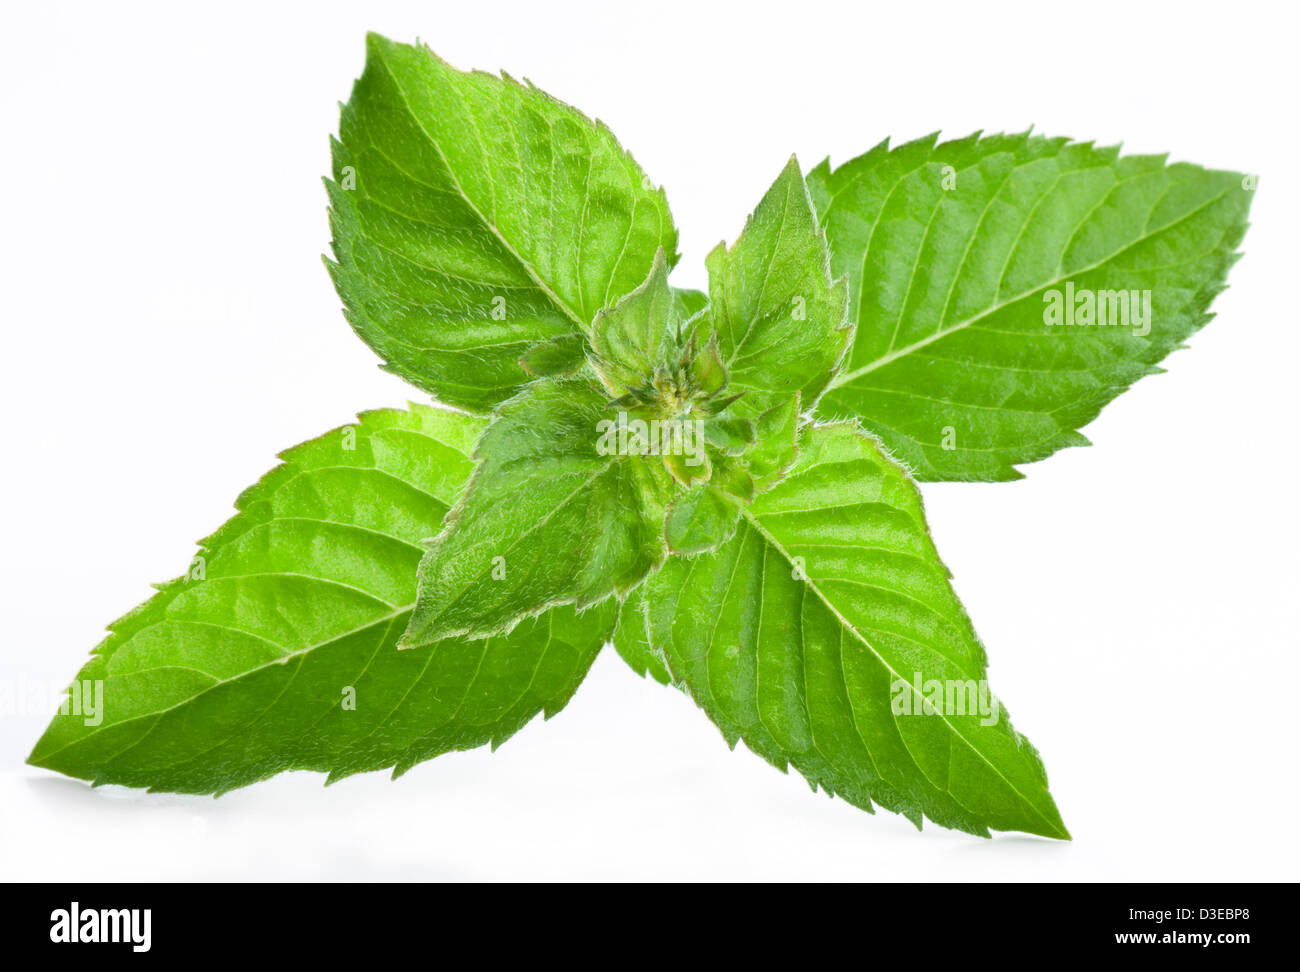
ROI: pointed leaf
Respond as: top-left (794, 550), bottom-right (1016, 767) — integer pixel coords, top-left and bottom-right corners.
top-left (327, 33), bottom-right (678, 412)
top-left (705, 156), bottom-right (852, 417)
top-left (590, 248), bottom-right (676, 394)
top-left (403, 380), bottom-right (672, 646)
top-left (808, 132), bottom-right (1254, 480)
top-left (634, 422), bottom-right (1068, 838)
top-left (28, 406), bottom-right (616, 793)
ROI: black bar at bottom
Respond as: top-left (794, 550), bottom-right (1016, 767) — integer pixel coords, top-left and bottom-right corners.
top-left (4, 882), bottom-right (1276, 956)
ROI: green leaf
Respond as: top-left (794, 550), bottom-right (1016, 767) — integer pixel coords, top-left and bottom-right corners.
top-left (519, 333), bottom-right (588, 377)
top-left (702, 415), bottom-right (755, 455)
top-left (662, 447), bottom-right (711, 487)
top-left (808, 131), bottom-right (1254, 481)
top-left (327, 33), bottom-right (678, 413)
top-left (590, 248), bottom-right (677, 395)
top-left (28, 405), bottom-right (616, 793)
top-left (745, 393), bottom-right (801, 491)
top-left (612, 586), bottom-right (671, 685)
top-left (664, 484), bottom-right (743, 555)
top-left (672, 286), bottom-right (708, 321)
top-left (704, 156), bottom-right (852, 418)
top-left (403, 379), bottom-right (673, 646)
top-left (633, 421), bottom-right (1069, 838)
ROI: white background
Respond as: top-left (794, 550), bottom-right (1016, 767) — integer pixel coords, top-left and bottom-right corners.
top-left (2, 0), bottom-right (1297, 881)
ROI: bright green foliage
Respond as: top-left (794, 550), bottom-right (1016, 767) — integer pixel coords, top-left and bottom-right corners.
top-left (672, 287), bottom-right (709, 320)
top-left (407, 200), bottom-right (848, 642)
top-left (744, 393), bottom-right (801, 491)
top-left (706, 157), bottom-right (853, 418)
top-left (28, 406), bottom-right (616, 793)
top-left (636, 422), bottom-right (1068, 838)
top-left (808, 132), bottom-right (1253, 480)
top-left (327, 33), bottom-right (678, 413)
top-left (611, 586), bottom-right (671, 685)
top-left (34, 35), bottom-right (1258, 839)
top-left (660, 393), bottom-right (801, 556)
top-left (589, 249), bottom-right (680, 394)
top-left (664, 484), bottom-right (744, 555)
top-left (519, 333), bottom-right (587, 377)
top-left (402, 379), bottom-right (674, 646)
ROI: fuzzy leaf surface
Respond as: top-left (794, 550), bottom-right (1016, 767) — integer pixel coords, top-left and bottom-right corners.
top-left (612, 586), bottom-right (671, 686)
top-left (403, 380), bottom-right (671, 646)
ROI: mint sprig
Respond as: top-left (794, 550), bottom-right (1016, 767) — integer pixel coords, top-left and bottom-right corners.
top-left (32, 34), bottom-right (1256, 839)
